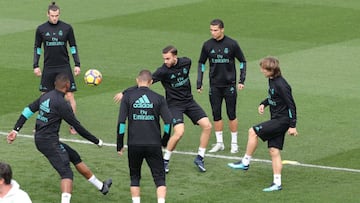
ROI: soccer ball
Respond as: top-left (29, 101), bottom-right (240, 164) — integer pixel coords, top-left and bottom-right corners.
top-left (84, 69), bottom-right (102, 86)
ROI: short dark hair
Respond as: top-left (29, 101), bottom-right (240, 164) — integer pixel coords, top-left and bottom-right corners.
top-left (162, 45), bottom-right (177, 55)
top-left (137, 70), bottom-right (152, 82)
top-left (48, 1), bottom-right (60, 12)
top-left (54, 73), bottom-right (70, 88)
top-left (210, 19), bottom-right (224, 28)
top-left (0, 162), bottom-right (12, 185)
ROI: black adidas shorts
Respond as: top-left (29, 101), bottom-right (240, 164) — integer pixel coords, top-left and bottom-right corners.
top-left (169, 99), bottom-right (207, 125)
top-left (35, 137), bottom-right (73, 179)
top-left (209, 85), bottom-right (237, 121)
top-left (40, 64), bottom-right (77, 92)
top-left (252, 117), bottom-right (290, 150)
top-left (128, 145), bottom-right (165, 187)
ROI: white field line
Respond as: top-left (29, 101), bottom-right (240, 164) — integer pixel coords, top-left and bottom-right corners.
top-left (1, 132), bottom-right (359, 173)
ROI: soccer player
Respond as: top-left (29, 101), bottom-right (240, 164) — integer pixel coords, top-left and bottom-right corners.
top-left (117, 70), bottom-right (173, 203)
top-left (33, 2), bottom-right (81, 134)
top-left (197, 19), bottom-right (247, 154)
top-left (7, 73), bottom-right (109, 203)
top-left (227, 56), bottom-right (298, 192)
top-left (114, 46), bottom-right (212, 173)
top-left (0, 162), bottom-right (32, 203)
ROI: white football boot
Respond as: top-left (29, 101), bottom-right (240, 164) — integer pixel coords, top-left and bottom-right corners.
top-left (209, 143), bottom-right (225, 153)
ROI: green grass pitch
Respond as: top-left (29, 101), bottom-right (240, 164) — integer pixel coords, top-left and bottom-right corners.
top-left (0, 0), bottom-right (359, 202)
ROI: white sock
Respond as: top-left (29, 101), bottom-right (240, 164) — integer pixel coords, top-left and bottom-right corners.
top-left (273, 174), bottom-right (281, 186)
top-left (61, 193), bottom-right (71, 203)
top-left (198, 147), bottom-right (206, 158)
top-left (242, 154), bottom-right (251, 166)
top-left (215, 131), bottom-right (223, 143)
top-left (163, 150), bottom-right (172, 161)
top-left (231, 132), bottom-right (238, 144)
top-left (88, 175), bottom-right (103, 190)
top-left (158, 198), bottom-right (165, 203)
top-left (132, 196), bottom-right (140, 203)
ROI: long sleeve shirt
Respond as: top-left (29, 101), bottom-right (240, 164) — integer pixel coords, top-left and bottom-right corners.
top-left (13, 89), bottom-right (99, 144)
top-left (197, 35), bottom-right (246, 88)
top-left (117, 87), bottom-right (173, 150)
top-left (152, 57), bottom-right (194, 105)
top-left (33, 20), bottom-right (80, 68)
top-left (260, 76), bottom-right (297, 128)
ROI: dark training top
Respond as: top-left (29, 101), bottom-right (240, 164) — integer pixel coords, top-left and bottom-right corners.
top-left (260, 76), bottom-right (297, 128)
top-left (152, 57), bottom-right (194, 105)
top-left (197, 35), bottom-right (246, 88)
top-left (13, 89), bottom-right (99, 144)
top-left (117, 87), bottom-right (172, 150)
top-left (33, 20), bottom-right (80, 68)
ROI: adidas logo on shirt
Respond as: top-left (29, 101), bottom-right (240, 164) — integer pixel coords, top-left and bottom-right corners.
top-left (40, 99), bottom-right (50, 113)
top-left (133, 94), bottom-right (153, 108)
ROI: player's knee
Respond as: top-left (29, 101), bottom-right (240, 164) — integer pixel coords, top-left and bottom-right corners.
top-left (204, 122), bottom-right (212, 132)
top-left (248, 127), bottom-right (257, 137)
top-left (173, 125), bottom-right (185, 138)
top-left (199, 118), bottom-right (212, 131)
top-left (268, 147), bottom-right (280, 156)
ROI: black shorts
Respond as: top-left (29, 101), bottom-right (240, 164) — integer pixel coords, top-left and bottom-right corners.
top-left (127, 145), bottom-right (165, 187)
top-left (61, 142), bottom-right (82, 165)
top-left (252, 117), bottom-right (290, 150)
top-left (40, 65), bottom-right (77, 92)
top-left (209, 85), bottom-right (237, 121)
top-left (35, 137), bottom-right (73, 179)
top-left (169, 99), bottom-right (207, 125)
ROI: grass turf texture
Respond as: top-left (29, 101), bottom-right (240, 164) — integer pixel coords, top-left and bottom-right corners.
top-left (0, 0), bottom-right (359, 202)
